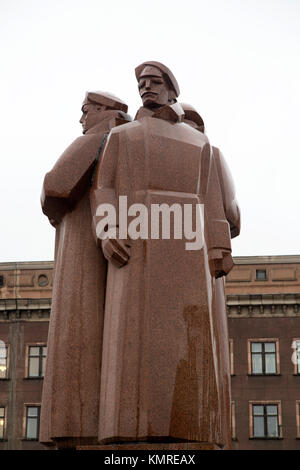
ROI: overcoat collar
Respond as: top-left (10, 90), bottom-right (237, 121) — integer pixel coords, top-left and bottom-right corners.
top-left (85, 110), bottom-right (131, 135)
top-left (135, 102), bottom-right (185, 123)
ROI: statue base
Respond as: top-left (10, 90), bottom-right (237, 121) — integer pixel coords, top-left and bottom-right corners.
top-left (77, 442), bottom-right (222, 450)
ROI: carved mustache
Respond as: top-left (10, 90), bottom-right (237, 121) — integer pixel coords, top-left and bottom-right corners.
top-left (141, 91), bottom-right (158, 98)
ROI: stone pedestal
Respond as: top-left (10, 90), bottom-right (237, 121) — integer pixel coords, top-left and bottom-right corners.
top-left (77, 442), bottom-right (222, 450)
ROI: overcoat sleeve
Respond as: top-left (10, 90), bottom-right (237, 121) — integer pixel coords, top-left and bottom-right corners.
top-left (202, 144), bottom-right (234, 277)
top-left (212, 146), bottom-right (241, 239)
top-left (41, 134), bottom-right (103, 224)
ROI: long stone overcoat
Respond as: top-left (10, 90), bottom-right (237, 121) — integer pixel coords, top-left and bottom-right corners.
top-left (91, 103), bottom-right (239, 447)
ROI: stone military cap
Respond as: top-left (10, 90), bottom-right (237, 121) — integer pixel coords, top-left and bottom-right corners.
top-left (135, 61), bottom-right (180, 98)
top-left (82, 91), bottom-right (128, 113)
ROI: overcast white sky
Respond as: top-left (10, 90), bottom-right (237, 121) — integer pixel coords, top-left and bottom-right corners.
top-left (1, 0), bottom-right (299, 262)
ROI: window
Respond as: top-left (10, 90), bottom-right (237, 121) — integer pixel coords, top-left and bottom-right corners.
top-left (38, 274), bottom-right (48, 287)
top-left (256, 269), bottom-right (267, 281)
top-left (0, 276), bottom-right (4, 288)
top-left (26, 345), bottom-right (47, 378)
top-left (248, 339), bottom-right (279, 375)
top-left (25, 405), bottom-right (40, 440)
top-left (0, 407), bottom-right (5, 440)
top-left (250, 401), bottom-right (282, 439)
top-left (0, 342), bottom-right (9, 379)
top-left (292, 339), bottom-right (300, 374)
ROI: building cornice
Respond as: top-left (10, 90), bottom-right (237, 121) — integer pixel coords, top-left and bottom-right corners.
top-left (232, 255), bottom-right (300, 265)
top-left (227, 292), bottom-right (300, 318)
top-left (0, 298), bottom-right (51, 321)
top-left (0, 261), bottom-right (54, 271)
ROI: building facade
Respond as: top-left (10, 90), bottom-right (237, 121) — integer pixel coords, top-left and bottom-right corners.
top-left (0, 262), bottom-right (52, 450)
top-left (0, 256), bottom-right (300, 450)
top-left (227, 255), bottom-right (300, 450)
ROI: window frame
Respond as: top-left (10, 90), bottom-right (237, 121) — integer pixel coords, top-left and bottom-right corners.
top-left (0, 405), bottom-right (6, 440)
top-left (231, 401), bottom-right (236, 440)
top-left (0, 342), bottom-right (10, 380)
top-left (249, 400), bottom-right (282, 439)
top-left (247, 338), bottom-right (280, 375)
top-left (292, 339), bottom-right (300, 375)
top-left (229, 339), bottom-right (234, 376)
top-left (23, 404), bottom-right (41, 440)
top-left (255, 269), bottom-right (267, 281)
top-left (296, 401), bottom-right (300, 439)
top-left (25, 343), bottom-right (47, 379)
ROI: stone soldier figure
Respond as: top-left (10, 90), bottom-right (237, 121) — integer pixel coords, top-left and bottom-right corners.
top-left (40, 91), bottom-right (131, 449)
top-left (91, 62), bottom-right (240, 449)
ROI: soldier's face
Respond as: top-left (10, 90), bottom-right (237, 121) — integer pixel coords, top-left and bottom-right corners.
top-left (138, 74), bottom-right (170, 108)
top-left (79, 103), bottom-right (105, 134)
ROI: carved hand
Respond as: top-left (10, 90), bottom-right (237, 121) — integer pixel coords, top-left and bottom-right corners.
top-left (209, 250), bottom-right (234, 278)
top-left (101, 235), bottom-right (131, 268)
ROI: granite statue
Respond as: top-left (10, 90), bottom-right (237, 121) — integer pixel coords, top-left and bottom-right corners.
top-left (39, 91), bottom-right (131, 449)
top-left (90, 62), bottom-right (240, 449)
